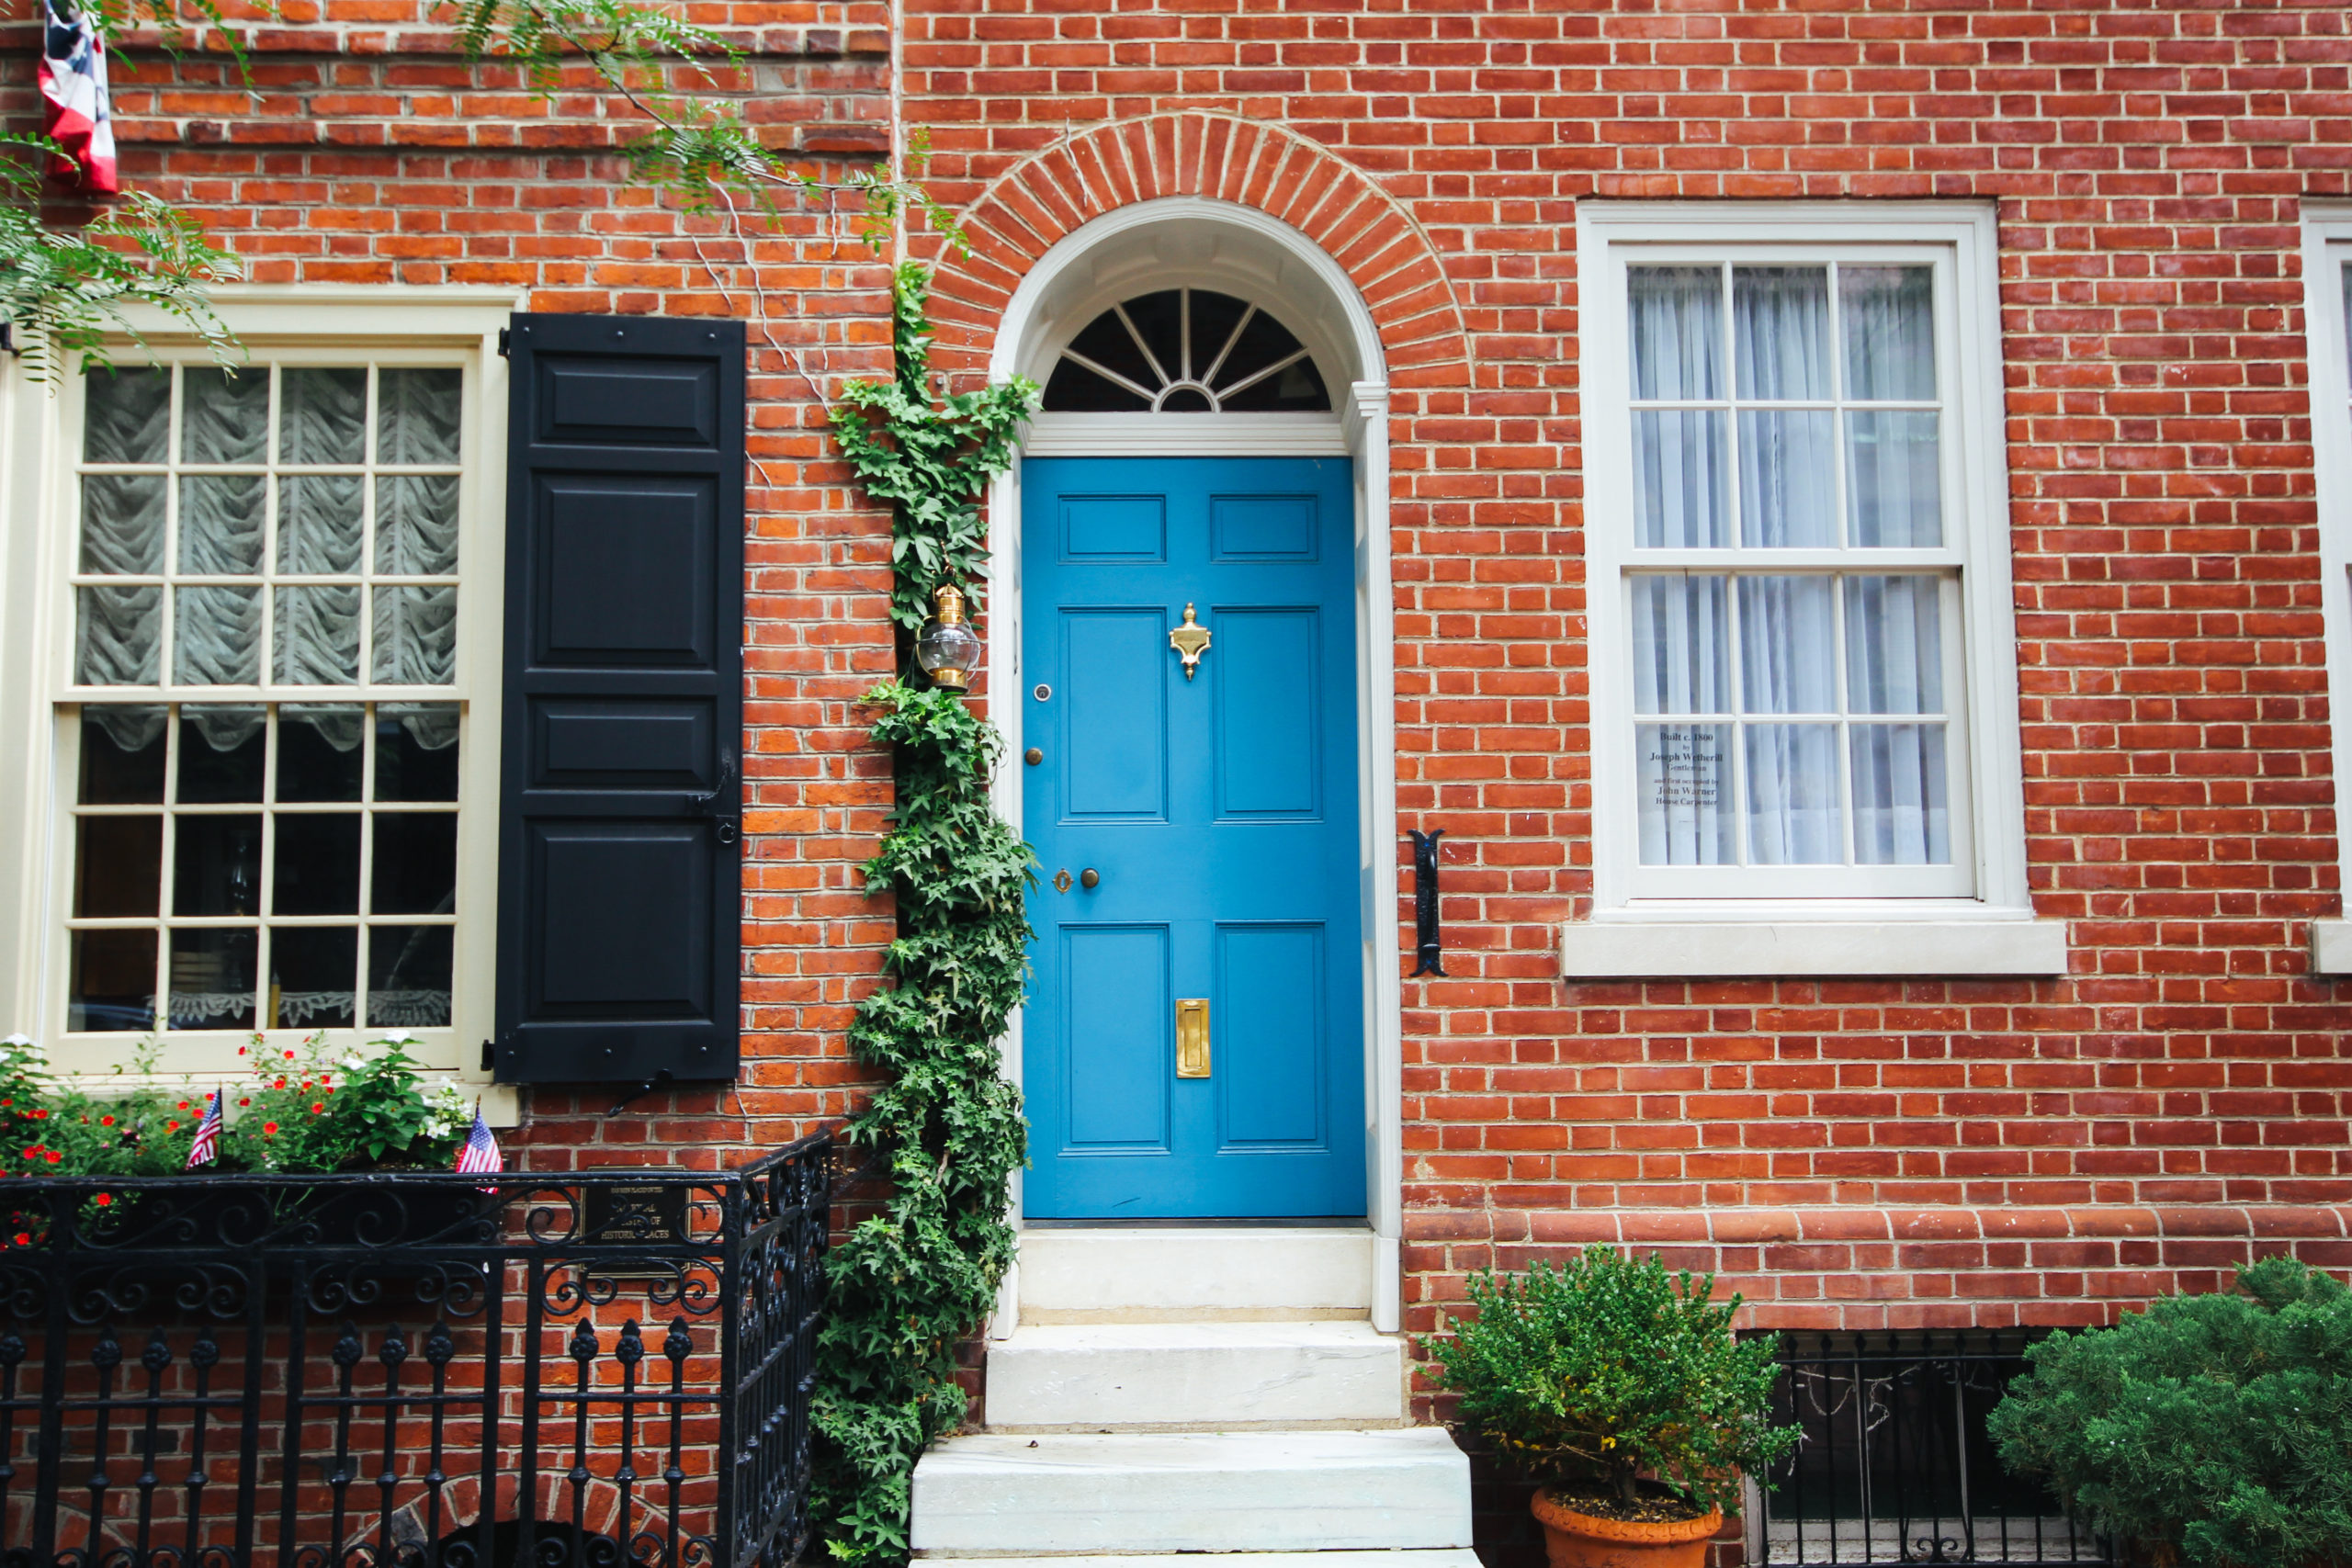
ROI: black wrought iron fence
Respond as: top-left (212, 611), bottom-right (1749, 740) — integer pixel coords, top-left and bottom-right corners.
top-left (1758, 1333), bottom-right (2111, 1568)
top-left (0, 1130), bottom-right (831, 1568)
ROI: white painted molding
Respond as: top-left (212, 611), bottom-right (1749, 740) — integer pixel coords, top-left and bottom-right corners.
top-left (1558, 917), bottom-right (2069, 977)
top-left (2310, 919), bottom-right (2352, 976)
top-left (1025, 412), bottom-right (1348, 457)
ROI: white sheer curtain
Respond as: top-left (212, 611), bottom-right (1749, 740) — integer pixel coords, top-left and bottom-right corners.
top-left (75, 364), bottom-right (460, 755)
top-left (1627, 264), bottom-right (1952, 869)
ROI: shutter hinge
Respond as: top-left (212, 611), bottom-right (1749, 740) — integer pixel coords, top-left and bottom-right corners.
top-left (481, 1037), bottom-right (496, 1071)
top-left (496, 328), bottom-right (510, 358)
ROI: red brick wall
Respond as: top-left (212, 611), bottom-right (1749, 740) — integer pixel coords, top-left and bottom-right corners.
top-left (894, 0), bottom-right (2352, 1352)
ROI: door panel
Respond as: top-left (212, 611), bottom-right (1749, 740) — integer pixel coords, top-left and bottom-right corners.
top-left (1023, 456), bottom-right (1363, 1219)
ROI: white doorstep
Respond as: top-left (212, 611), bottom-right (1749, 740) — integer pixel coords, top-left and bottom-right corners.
top-left (931, 1555), bottom-right (1485, 1568)
top-left (986, 1320), bottom-right (1406, 1429)
top-left (910, 1427), bottom-right (1473, 1556)
top-left (1017, 1227), bottom-right (1374, 1321)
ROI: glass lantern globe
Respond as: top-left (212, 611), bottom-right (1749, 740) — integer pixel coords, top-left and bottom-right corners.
top-left (916, 582), bottom-right (984, 690)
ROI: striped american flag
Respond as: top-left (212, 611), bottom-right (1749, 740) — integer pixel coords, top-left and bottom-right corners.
top-left (184, 1087), bottom-right (223, 1169)
top-left (455, 1103), bottom-right (502, 1179)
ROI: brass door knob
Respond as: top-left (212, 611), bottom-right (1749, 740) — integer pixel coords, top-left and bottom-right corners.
top-left (1024, 748), bottom-right (1044, 765)
top-left (1079, 868), bottom-right (1100, 889)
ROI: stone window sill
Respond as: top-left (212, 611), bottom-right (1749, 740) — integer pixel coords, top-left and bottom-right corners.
top-left (1558, 910), bottom-right (2069, 979)
top-left (2308, 919), bottom-right (2352, 976)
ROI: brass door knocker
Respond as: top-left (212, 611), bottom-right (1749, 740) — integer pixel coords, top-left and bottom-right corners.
top-left (1169, 603), bottom-right (1211, 680)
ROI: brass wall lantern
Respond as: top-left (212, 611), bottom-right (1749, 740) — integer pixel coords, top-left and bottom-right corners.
top-left (916, 582), bottom-right (985, 690)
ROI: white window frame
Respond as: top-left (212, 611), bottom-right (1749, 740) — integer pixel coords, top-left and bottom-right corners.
top-left (1569, 203), bottom-right (2060, 976)
top-left (0, 288), bottom-right (523, 1111)
top-left (2300, 206), bottom-right (2352, 975)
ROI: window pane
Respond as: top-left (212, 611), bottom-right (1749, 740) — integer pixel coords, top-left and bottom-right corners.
top-left (178, 475), bottom-right (266, 575)
top-left (277, 705), bottom-right (364, 801)
top-left (1736, 410), bottom-right (1837, 547)
top-left (71, 929), bottom-right (157, 1032)
top-left (279, 367), bottom-right (367, 465)
top-left (80, 475), bottom-right (166, 574)
top-left (1121, 291), bottom-right (1183, 383)
top-left (74, 816), bottom-right (162, 917)
top-left (1627, 266), bottom-right (1723, 400)
top-left (1633, 410), bottom-right (1729, 548)
top-left (182, 368), bottom-right (269, 465)
top-left (1852, 724), bottom-right (1950, 864)
top-left (174, 813), bottom-right (262, 915)
top-left (1733, 266), bottom-right (1831, 400)
top-left (168, 928), bottom-right (256, 1031)
top-left (368, 925), bottom-right (452, 1027)
top-left (376, 473), bottom-right (460, 575)
top-left (378, 369), bottom-right (462, 465)
top-left (372, 586), bottom-right (457, 684)
top-left (271, 927), bottom-right (357, 1029)
top-left (278, 473), bottom-right (364, 574)
top-left (1736, 576), bottom-right (1837, 714)
top-left (1637, 722), bottom-right (1733, 865)
top-left (84, 368), bottom-right (170, 464)
top-left (1841, 265), bottom-right (1936, 400)
top-left (372, 813), bottom-right (458, 915)
top-left (1631, 575), bottom-right (1728, 715)
top-left (1847, 411), bottom-right (1943, 547)
top-left (177, 706), bottom-right (266, 802)
top-left (377, 705), bottom-right (460, 800)
top-left (1846, 576), bottom-right (1944, 714)
top-left (1744, 724), bottom-right (1842, 864)
top-left (78, 707), bottom-right (166, 802)
top-left (273, 813), bottom-right (362, 915)
top-left (75, 586), bottom-right (161, 685)
top-left (275, 584), bottom-right (362, 684)
top-left (175, 585), bottom-right (263, 685)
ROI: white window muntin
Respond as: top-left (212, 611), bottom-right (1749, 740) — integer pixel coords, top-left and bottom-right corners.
top-left (19, 296), bottom-right (512, 1082)
top-left (1580, 206), bottom-right (2027, 913)
top-left (2302, 208), bottom-right (2352, 950)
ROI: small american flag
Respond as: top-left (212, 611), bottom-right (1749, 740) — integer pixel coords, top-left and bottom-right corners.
top-left (184, 1087), bottom-right (223, 1169)
top-left (38, 0), bottom-right (118, 194)
top-left (455, 1102), bottom-right (503, 1181)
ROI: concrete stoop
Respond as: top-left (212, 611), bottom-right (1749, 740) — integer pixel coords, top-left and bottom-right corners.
top-left (909, 1229), bottom-right (1475, 1561)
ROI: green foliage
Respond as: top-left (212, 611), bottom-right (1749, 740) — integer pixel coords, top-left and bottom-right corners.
top-left (1986, 1258), bottom-right (2352, 1568)
top-left (1, 138), bottom-right (241, 385)
top-left (807, 263), bottom-right (1036, 1563)
top-left (0, 1032), bottom-right (469, 1182)
top-left (1423, 1247), bottom-right (1800, 1517)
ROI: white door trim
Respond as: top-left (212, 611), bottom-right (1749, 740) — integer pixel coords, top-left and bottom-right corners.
top-left (982, 197), bottom-right (1402, 1334)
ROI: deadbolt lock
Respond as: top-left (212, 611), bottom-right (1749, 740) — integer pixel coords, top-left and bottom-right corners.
top-left (1175, 998), bottom-right (1210, 1077)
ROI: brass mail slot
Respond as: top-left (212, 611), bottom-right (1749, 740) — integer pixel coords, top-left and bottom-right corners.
top-left (1175, 998), bottom-right (1210, 1078)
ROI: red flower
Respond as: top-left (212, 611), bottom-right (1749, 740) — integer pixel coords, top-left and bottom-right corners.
top-left (283, 1050), bottom-right (295, 1060)
top-left (11, 1234), bottom-right (28, 1247)
top-left (165, 1122), bottom-right (179, 1133)
top-left (20, 1148), bottom-right (38, 1160)
top-left (237, 1046), bottom-right (247, 1055)
top-left (324, 1087), bottom-right (335, 1095)
top-left (263, 1122), bottom-right (278, 1136)
top-left (273, 1077), bottom-right (287, 1089)
top-left (1, 1098), bottom-right (12, 1107)
top-left (98, 1115), bottom-right (113, 1127)
top-left (311, 1102), bottom-right (325, 1114)
top-left (238, 1098), bottom-right (250, 1107)
top-left (94, 1193), bottom-right (111, 1207)
top-left (45, 1152), bottom-right (60, 1164)
top-left (177, 1101), bottom-right (190, 1111)
top-left (30, 1110), bottom-right (45, 1121)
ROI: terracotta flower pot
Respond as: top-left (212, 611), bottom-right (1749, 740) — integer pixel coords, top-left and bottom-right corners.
top-left (1530, 1490), bottom-right (1725, 1568)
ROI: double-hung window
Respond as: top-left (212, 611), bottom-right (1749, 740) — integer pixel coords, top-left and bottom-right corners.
top-left (2301, 207), bottom-right (2352, 974)
top-left (1572, 206), bottom-right (2055, 975)
top-left (15, 292), bottom-right (514, 1077)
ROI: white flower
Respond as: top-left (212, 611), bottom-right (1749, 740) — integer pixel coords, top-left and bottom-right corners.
top-left (343, 1054), bottom-right (369, 1070)
top-left (2, 1033), bottom-right (29, 1047)
top-left (377, 1030), bottom-right (416, 1045)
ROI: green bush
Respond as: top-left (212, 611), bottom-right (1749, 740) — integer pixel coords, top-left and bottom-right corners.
top-left (1986, 1258), bottom-right (2352, 1568)
top-left (1422, 1247), bottom-right (1798, 1518)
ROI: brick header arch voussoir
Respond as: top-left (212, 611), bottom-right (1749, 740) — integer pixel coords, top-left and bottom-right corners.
top-left (925, 112), bottom-right (1472, 393)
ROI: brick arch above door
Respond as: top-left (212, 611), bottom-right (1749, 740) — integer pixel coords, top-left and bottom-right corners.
top-left (925, 112), bottom-right (1474, 397)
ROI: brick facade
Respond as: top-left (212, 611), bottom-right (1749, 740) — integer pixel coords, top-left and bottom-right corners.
top-left (7, 0), bottom-right (2352, 1557)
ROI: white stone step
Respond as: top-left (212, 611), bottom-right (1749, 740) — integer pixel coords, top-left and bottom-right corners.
top-left (1017, 1227), bottom-right (1373, 1322)
top-left (986, 1320), bottom-right (1406, 1430)
top-left (935, 1554), bottom-right (1484, 1568)
top-left (910, 1427), bottom-right (1473, 1556)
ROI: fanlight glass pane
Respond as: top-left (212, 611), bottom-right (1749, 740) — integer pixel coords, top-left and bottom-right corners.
top-left (1041, 288), bottom-right (1332, 413)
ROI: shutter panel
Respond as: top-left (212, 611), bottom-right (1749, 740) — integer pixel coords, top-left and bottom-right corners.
top-left (493, 314), bottom-right (746, 1083)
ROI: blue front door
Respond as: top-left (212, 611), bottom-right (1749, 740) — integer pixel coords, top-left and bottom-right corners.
top-left (1021, 457), bottom-right (1365, 1219)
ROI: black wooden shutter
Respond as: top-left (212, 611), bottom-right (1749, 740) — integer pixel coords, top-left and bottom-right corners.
top-left (493, 314), bottom-right (745, 1083)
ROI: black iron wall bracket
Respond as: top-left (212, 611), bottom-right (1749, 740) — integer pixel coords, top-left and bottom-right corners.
top-left (1410, 829), bottom-right (1446, 976)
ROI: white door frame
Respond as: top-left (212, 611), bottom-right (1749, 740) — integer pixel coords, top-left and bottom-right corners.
top-left (981, 197), bottom-right (1402, 1333)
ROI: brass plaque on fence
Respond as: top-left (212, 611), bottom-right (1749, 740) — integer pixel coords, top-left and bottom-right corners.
top-left (583, 1181), bottom-right (690, 1252)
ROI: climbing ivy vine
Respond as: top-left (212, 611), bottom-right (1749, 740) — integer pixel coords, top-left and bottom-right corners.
top-left (809, 258), bottom-right (1038, 1563)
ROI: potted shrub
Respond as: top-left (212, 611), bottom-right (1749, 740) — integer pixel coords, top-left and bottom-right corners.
top-left (1425, 1247), bottom-right (1799, 1568)
top-left (1986, 1257), bottom-right (2352, 1568)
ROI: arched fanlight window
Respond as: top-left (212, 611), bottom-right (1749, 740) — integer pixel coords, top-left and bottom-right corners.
top-left (1042, 288), bottom-right (1332, 413)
